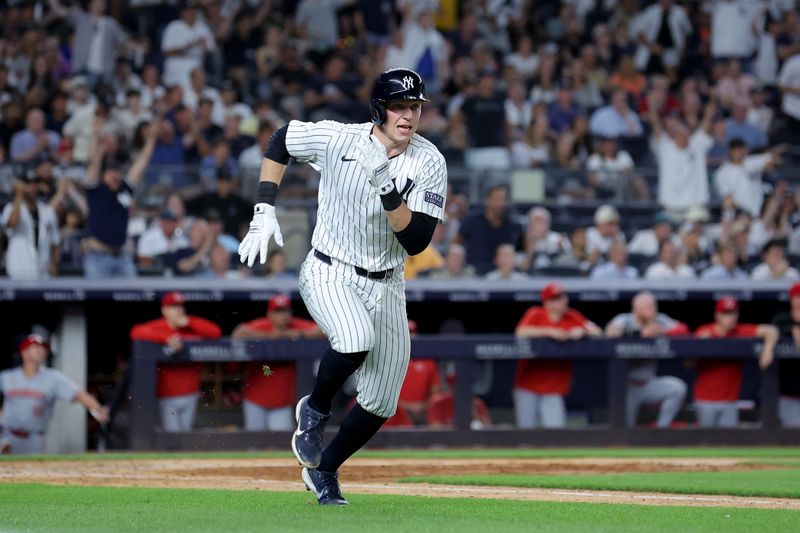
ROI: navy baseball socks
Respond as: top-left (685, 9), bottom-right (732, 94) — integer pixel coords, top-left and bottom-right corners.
top-left (293, 348), bottom-right (367, 468)
top-left (303, 404), bottom-right (386, 506)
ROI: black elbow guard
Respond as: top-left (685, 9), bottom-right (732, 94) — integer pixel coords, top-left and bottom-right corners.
top-left (394, 212), bottom-right (437, 255)
top-left (264, 125), bottom-right (290, 164)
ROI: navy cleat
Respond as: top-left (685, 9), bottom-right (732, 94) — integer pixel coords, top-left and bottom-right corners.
top-left (302, 467), bottom-right (349, 506)
top-left (291, 395), bottom-right (330, 468)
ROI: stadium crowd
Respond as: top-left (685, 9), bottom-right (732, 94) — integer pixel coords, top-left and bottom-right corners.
top-left (1, 0), bottom-right (800, 281)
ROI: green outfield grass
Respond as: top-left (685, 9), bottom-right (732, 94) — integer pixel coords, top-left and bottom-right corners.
top-left (402, 469), bottom-right (800, 498)
top-left (2, 446), bottom-right (800, 462)
top-left (0, 483), bottom-right (797, 533)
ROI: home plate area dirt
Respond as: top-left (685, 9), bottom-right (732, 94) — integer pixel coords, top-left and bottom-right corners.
top-left (1, 457), bottom-right (798, 510)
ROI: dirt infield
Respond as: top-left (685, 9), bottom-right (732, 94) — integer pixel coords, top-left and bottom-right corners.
top-left (1, 457), bottom-right (798, 510)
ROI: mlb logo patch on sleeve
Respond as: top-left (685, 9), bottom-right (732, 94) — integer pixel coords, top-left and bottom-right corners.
top-left (424, 191), bottom-right (444, 208)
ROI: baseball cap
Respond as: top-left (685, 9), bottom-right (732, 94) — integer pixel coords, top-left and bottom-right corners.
top-left (653, 212), bottom-right (672, 226)
top-left (541, 282), bottom-right (566, 302)
top-left (594, 205), bottom-right (620, 225)
top-left (162, 291), bottom-right (186, 307)
top-left (685, 205), bottom-right (710, 224)
top-left (19, 334), bottom-right (48, 353)
top-left (268, 294), bottom-right (291, 312)
top-left (160, 209), bottom-right (179, 221)
top-left (716, 297), bottom-right (739, 314)
top-left (790, 283), bottom-right (800, 300)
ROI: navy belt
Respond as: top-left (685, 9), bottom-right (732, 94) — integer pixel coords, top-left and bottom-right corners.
top-left (314, 250), bottom-right (393, 280)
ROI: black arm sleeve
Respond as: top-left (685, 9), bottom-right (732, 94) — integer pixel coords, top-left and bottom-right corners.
top-left (263, 124), bottom-right (290, 164)
top-left (394, 212), bottom-right (438, 256)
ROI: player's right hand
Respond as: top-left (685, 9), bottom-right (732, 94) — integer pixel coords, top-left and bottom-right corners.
top-left (238, 203), bottom-right (284, 267)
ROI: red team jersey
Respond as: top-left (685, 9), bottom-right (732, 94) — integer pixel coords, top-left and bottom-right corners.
top-left (514, 307), bottom-right (592, 395)
top-left (130, 317), bottom-right (222, 398)
top-left (398, 359), bottom-right (441, 403)
top-left (241, 317), bottom-right (318, 408)
top-left (693, 323), bottom-right (759, 402)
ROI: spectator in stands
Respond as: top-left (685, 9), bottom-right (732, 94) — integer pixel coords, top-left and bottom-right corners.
top-left (238, 120), bottom-right (276, 172)
top-left (632, 0), bottom-right (692, 75)
top-left (231, 294), bottom-right (323, 431)
top-left (694, 297), bottom-right (778, 428)
top-left (628, 212), bottom-right (680, 257)
top-left (136, 209), bottom-right (189, 270)
top-left (405, 244), bottom-right (444, 280)
top-left (457, 69), bottom-right (510, 170)
top-left (588, 88), bottom-right (643, 138)
top-left (0, 100), bottom-right (24, 153)
top-left (644, 240), bottom-right (696, 280)
top-left (514, 283), bottom-right (602, 428)
top-left (399, 5), bottom-right (449, 93)
top-left (304, 54), bottom-right (361, 123)
top-left (197, 243), bottom-right (239, 279)
top-left (428, 243), bottom-right (476, 280)
top-left (1, 174), bottom-right (60, 279)
top-left (714, 138), bottom-right (783, 218)
top-left (182, 68), bottom-right (222, 122)
top-left (219, 82), bottom-right (254, 123)
top-left (710, 1), bottom-right (760, 62)
top-left (716, 61), bottom-right (757, 112)
top-left (456, 184), bottom-right (520, 275)
top-left (139, 64), bottom-right (165, 110)
top-left (724, 100), bottom-right (768, 150)
top-left (606, 291), bottom-right (688, 428)
top-left (186, 165), bottom-right (251, 239)
top-left (751, 238), bottom-right (800, 280)
top-left (510, 117), bottom-right (551, 168)
top-left (265, 249), bottom-right (295, 280)
top-left (771, 282), bottom-right (800, 427)
top-left (504, 79), bottom-right (532, 140)
top-left (10, 108), bottom-right (60, 163)
top-left (778, 50), bottom-right (800, 144)
top-left (649, 91), bottom-right (715, 216)
top-left (48, 0), bottom-right (129, 87)
top-left (517, 207), bottom-right (571, 273)
top-left (166, 219), bottom-right (218, 276)
top-left (83, 114), bottom-right (160, 278)
top-left (585, 135), bottom-right (647, 201)
top-left (130, 291), bottom-right (222, 432)
top-left (547, 80), bottom-right (582, 135)
top-left (220, 113), bottom-right (254, 159)
top-left (485, 243), bottom-right (529, 281)
top-left (117, 89), bottom-right (153, 141)
top-left (590, 241), bottom-right (639, 280)
top-left (505, 34), bottom-right (539, 81)
top-left (160, 2), bottom-right (216, 87)
top-left (701, 242), bottom-right (749, 280)
top-left (609, 53), bottom-right (646, 98)
top-left (586, 204), bottom-right (626, 259)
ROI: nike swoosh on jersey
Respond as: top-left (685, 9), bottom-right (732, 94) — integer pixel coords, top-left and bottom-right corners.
top-left (341, 156), bottom-right (356, 162)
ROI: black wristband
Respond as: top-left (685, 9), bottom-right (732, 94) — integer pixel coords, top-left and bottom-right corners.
top-left (380, 187), bottom-right (402, 211)
top-left (258, 181), bottom-right (279, 206)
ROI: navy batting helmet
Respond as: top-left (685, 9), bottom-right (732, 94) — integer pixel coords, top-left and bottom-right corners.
top-left (369, 68), bottom-right (429, 125)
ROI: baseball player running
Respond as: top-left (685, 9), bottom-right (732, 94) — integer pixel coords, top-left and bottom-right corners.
top-left (0, 334), bottom-right (109, 454)
top-left (239, 68), bottom-right (447, 505)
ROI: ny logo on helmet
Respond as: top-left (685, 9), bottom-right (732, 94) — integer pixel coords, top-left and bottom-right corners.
top-left (400, 76), bottom-right (415, 90)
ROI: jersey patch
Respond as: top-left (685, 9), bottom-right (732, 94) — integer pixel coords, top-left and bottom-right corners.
top-left (424, 191), bottom-right (444, 208)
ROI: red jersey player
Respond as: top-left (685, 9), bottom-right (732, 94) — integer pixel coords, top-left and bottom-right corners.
top-left (231, 294), bottom-right (323, 431)
top-left (130, 292), bottom-right (222, 432)
top-left (513, 282), bottom-right (601, 428)
top-left (693, 297), bottom-right (778, 427)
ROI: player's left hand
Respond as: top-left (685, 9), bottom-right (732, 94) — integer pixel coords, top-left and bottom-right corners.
top-left (353, 135), bottom-right (394, 195)
top-left (238, 203), bottom-right (284, 267)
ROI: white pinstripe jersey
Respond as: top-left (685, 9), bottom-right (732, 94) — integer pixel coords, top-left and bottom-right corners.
top-left (286, 120), bottom-right (447, 272)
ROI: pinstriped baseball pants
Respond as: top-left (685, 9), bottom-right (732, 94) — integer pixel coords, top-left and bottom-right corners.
top-left (298, 250), bottom-right (411, 418)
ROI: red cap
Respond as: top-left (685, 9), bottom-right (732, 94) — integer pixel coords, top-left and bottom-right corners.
top-left (268, 294), bottom-right (291, 312)
top-left (541, 282), bottom-right (566, 302)
top-left (408, 319), bottom-right (418, 334)
top-left (790, 283), bottom-right (800, 300)
top-left (716, 297), bottom-right (739, 314)
top-left (19, 334), bottom-right (48, 353)
top-left (161, 291), bottom-right (185, 307)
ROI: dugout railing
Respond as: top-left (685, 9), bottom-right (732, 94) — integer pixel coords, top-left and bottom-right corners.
top-left (130, 337), bottom-right (800, 450)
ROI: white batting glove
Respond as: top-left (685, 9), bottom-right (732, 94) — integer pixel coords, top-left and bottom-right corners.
top-left (353, 134), bottom-right (394, 195)
top-left (238, 203), bottom-right (283, 267)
